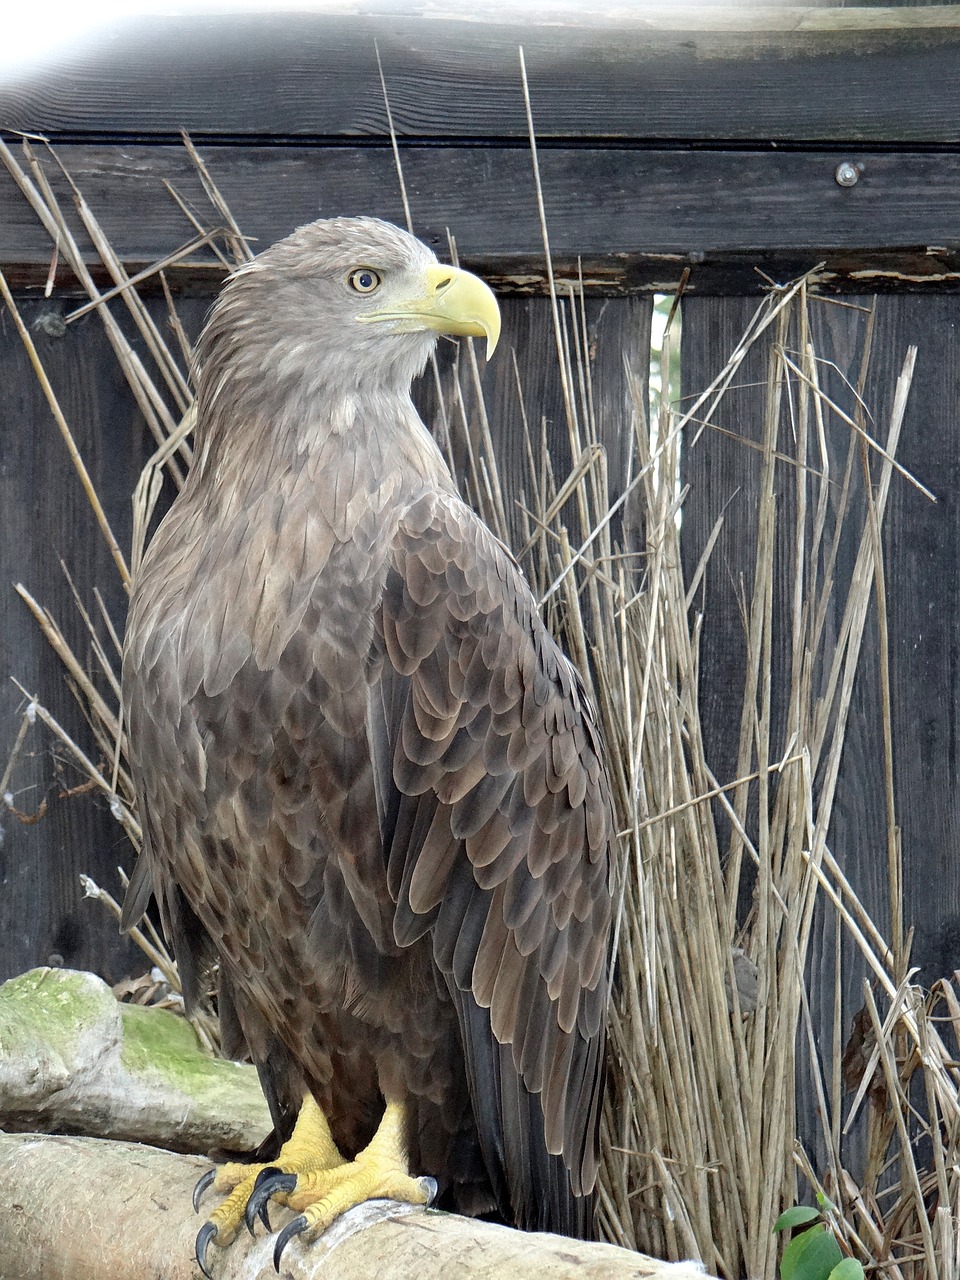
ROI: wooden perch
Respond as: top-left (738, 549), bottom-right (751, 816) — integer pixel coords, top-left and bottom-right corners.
top-left (0, 1133), bottom-right (710, 1280)
top-left (0, 969), bottom-right (712, 1276)
top-left (0, 967), bottom-right (270, 1152)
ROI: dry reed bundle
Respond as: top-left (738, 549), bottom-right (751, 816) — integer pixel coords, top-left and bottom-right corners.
top-left (1, 132), bottom-right (958, 1280)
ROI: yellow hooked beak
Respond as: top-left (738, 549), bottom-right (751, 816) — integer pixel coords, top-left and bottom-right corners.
top-left (358, 263), bottom-right (500, 359)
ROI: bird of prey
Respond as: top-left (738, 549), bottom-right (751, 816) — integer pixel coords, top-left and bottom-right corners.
top-left (121, 217), bottom-right (614, 1273)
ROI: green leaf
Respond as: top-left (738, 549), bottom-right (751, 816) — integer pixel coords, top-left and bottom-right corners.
top-left (780, 1224), bottom-right (843, 1280)
top-left (827, 1261), bottom-right (865, 1280)
top-left (781, 1224), bottom-right (821, 1279)
top-left (816, 1192), bottom-right (838, 1215)
top-left (775, 1205), bottom-right (823, 1233)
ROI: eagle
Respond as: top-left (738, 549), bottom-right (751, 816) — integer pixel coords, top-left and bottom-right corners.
top-left (120, 217), bottom-right (614, 1273)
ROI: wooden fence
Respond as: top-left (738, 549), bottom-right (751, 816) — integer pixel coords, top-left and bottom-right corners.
top-left (1, 1), bottom-right (959, 1184)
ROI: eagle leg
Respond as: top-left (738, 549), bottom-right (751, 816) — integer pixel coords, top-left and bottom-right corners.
top-left (262, 1095), bottom-right (436, 1269)
top-left (194, 1092), bottom-right (345, 1276)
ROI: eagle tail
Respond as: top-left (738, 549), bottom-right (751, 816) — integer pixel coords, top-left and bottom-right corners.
top-left (447, 981), bottom-right (597, 1240)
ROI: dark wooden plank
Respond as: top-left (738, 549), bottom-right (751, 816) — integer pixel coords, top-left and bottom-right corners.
top-left (762, 290), bottom-right (960, 1049)
top-left (791, 294), bottom-right (960, 1174)
top-left (5, 143), bottom-right (960, 294)
top-left (680, 288), bottom-right (960, 1178)
top-left (798, 299), bottom-right (884, 1182)
top-left (416, 295), bottom-right (651, 554)
top-left (680, 296), bottom-right (773, 791)
top-left (584, 294), bottom-right (652, 556)
top-left (0, 294), bottom-right (210, 983)
top-left (871, 295), bottom-right (960, 982)
top-left (3, 9), bottom-right (960, 144)
top-left (679, 294), bottom-right (874, 1175)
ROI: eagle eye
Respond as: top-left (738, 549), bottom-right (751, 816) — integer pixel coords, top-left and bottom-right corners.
top-left (349, 268), bottom-right (382, 294)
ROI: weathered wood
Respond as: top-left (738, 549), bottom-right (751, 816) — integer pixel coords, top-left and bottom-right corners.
top-left (0, 967), bottom-right (271, 1151)
top-left (0, 1133), bottom-right (711, 1280)
top-left (5, 144), bottom-right (960, 293)
top-left (678, 290), bottom-right (960, 1178)
top-left (680, 296), bottom-right (771, 793)
top-left (2, 8), bottom-right (959, 144)
top-left (417, 295), bottom-right (651, 554)
top-left (0, 293), bottom-right (208, 982)
top-left (853, 295), bottom-right (960, 982)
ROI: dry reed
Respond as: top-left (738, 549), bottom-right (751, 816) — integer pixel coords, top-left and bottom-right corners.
top-left (1, 134), bottom-right (958, 1280)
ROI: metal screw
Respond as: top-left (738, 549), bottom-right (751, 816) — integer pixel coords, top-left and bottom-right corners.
top-left (835, 162), bottom-right (860, 188)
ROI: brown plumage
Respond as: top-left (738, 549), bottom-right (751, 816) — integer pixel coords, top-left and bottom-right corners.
top-left (121, 217), bottom-right (614, 1239)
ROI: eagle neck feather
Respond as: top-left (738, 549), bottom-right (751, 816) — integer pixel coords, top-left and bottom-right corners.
top-left (191, 373), bottom-right (454, 522)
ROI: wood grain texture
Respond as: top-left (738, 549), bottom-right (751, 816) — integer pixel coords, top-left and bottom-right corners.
top-left (0, 295), bottom-right (208, 982)
top-left (679, 289), bottom-right (960, 1178)
top-left (416, 296), bottom-right (651, 555)
top-left (871, 295), bottom-right (960, 982)
top-left (680, 296), bottom-right (771, 794)
top-left (1, 9), bottom-right (959, 144)
top-left (0, 1133), bottom-right (710, 1280)
top-left (6, 144), bottom-right (960, 293)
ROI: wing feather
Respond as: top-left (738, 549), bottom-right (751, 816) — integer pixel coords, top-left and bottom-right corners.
top-left (372, 490), bottom-right (613, 1228)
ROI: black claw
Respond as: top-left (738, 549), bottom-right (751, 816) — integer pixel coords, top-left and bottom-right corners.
top-left (273, 1214), bottom-right (309, 1272)
top-left (195, 1221), bottom-right (218, 1280)
top-left (193, 1169), bottom-right (217, 1214)
top-left (245, 1168), bottom-right (298, 1236)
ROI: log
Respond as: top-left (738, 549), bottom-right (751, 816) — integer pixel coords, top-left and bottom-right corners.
top-left (0, 967), bottom-right (271, 1152)
top-left (0, 1133), bottom-right (711, 1280)
top-left (0, 968), bottom-right (712, 1276)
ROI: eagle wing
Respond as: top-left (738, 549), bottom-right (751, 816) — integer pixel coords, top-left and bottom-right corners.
top-left (370, 488), bottom-right (613, 1232)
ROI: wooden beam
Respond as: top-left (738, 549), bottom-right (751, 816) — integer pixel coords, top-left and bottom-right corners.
top-left (0, 1133), bottom-right (712, 1280)
top-left (3, 143), bottom-right (960, 295)
top-left (2, 9), bottom-right (960, 145)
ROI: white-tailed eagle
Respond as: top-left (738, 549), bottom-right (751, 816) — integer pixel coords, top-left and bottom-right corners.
top-left (121, 217), bottom-right (613, 1273)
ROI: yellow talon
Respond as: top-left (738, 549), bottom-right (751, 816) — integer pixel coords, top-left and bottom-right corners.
top-left (286, 1098), bottom-right (429, 1227)
top-left (288, 1118), bottom-right (431, 1231)
top-left (196, 1094), bottom-right (345, 1255)
top-left (196, 1093), bottom-right (432, 1276)
top-left (270, 1097), bottom-right (434, 1268)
